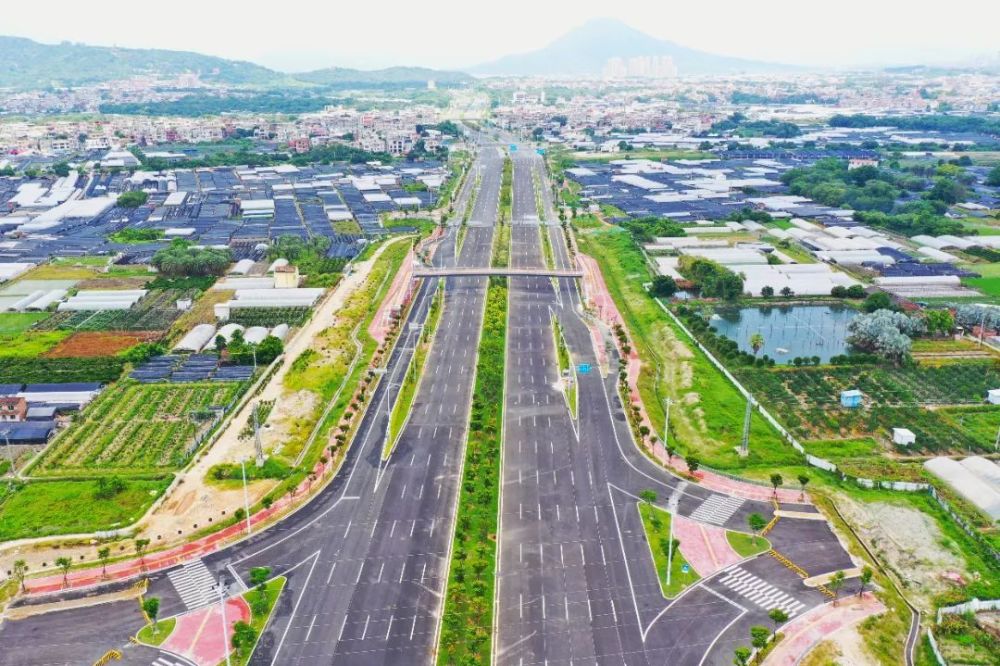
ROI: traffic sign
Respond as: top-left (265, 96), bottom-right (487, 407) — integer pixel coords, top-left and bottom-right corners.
top-left (509, 144), bottom-right (518, 151)
top-left (681, 564), bottom-right (690, 574)
top-left (536, 148), bottom-right (546, 155)
top-left (577, 363), bottom-right (591, 374)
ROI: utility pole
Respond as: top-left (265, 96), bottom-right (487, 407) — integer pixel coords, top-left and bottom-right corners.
top-left (740, 395), bottom-right (755, 457)
top-left (240, 457), bottom-right (251, 535)
top-left (253, 402), bottom-right (264, 467)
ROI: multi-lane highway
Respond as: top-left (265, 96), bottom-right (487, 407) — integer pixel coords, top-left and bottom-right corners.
top-left (493, 146), bottom-right (856, 665)
top-left (0, 140), bottom-right (502, 666)
top-left (0, 136), bottom-right (857, 666)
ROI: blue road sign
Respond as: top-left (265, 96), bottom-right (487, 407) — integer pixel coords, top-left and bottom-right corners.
top-left (536, 148), bottom-right (546, 155)
top-left (681, 564), bottom-right (690, 574)
top-left (509, 144), bottom-right (518, 151)
top-left (577, 363), bottom-right (591, 374)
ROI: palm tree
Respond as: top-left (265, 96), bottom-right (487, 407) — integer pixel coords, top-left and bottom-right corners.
top-left (858, 566), bottom-right (873, 597)
top-left (55, 557), bottom-right (72, 587)
top-left (97, 547), bottom-right (111, 579)
top-left (829, 570), bottom-right (846, 605)
top-left (13, 559), bottom-right (27, 592)
top-left (749, 333), bottom-right (764, 357)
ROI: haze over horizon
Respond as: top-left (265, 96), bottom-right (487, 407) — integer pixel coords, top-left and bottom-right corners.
top-left (2, 0), bottom-right (998, 73)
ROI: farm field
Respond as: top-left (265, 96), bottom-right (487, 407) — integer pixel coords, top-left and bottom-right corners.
top-left (737, 361), bottom-right (1000, 453)
top-left (42, 331), bottom-right (161, 358)
top-left (0, 331), bottom-right (70, 358)
top-left (0, 312), bottom-right (49, 334)
top-left (0, 357), bottom-right (125, 384)
top-left (34, 289), bottom-right (195, 332)
top-left (0, 477), bottom-right (171, 541)
top-left (31, 381), bottom-right (244, 476)
top-left (228, 306), bottom-right (310, 328)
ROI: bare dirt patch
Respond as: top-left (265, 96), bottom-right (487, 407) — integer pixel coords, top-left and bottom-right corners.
top-left (43, 331), bottom-right (161, 357)
top-left (837, 495), bottom-right (967, 611)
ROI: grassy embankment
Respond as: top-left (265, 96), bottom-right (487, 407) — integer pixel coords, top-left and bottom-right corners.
top-left (637, 502), bottom-right (700, 598)
top-left (277, 239), bottom-right (412, 479)
top-left (574, 226), bottom-right (795, 472)
top-left (385, 283), bottom-right (444, 457)
top-left (438, 279), bottom-right (507, 665)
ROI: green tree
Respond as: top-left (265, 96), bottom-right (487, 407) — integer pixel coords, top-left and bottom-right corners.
top-left (134, 538), bottom-right (150, 570)
top-left (858, 566), bottom-right (873, 596)
top-left (639, 489), bottom-right (657, 505)
top-left (769, 473), bottom-right (783, 498)
top-left (55, 556), bottom-right (72, 586)
top-left (829, 570), bottom-right (846, 604)
top-left (733, 646), bottom-right (752, 666)
top-left (760, 285), bottom-right (774, 298)
top-left (747, 513), bottom-right (767, 544)
top-left (749, 333), bottom-right (764, 357)
top-left (862, 291), bottom-right (893, 313)
top-left (986, 165), bottom-right (1000, 187)
top-left (685, 455), bottom-right (700, 473)
top-left (779, 286), bottom-right (793, 298)
top-left (750, 625), bottom-right (770, 651)
top-left (52, 162), bottom-right (71, 177)
top-left (767, 608), bottom-right (788, 638)
top-left (117, 191), bottom-right (149, 208)
top-left (650, 275), bottom-right (678, 298)
top-left (143, 596), bottom-right (160, 631)
top-left (13, 559), bottom-right (27, 592)
top-left (231, 620), bottom-right (258, 657)
top-left (98, 547), bottom-right (112, 579)
top-left (797, 474), bottom-right (810, 501)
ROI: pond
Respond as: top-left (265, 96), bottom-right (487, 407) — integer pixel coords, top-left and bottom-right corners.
top-left (709, 304), bottom-right (859, 362)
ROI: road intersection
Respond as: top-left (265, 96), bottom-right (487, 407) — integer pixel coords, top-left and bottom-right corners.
top-left (0, 137), bottom-right (861, 666)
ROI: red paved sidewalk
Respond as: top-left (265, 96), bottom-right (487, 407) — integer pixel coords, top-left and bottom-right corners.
top-left (762, 593), bottom-right (885, 666)
top-left (369, 247), bottom-right (415, 345)
top-left (578, 249), bottom-right (810, 506)
top-left (25, 456), bottom-right (333, 595)
top-left (673, 514), bottom-right (742, 577)
top-left (161, 596), bottom-right (251, 666)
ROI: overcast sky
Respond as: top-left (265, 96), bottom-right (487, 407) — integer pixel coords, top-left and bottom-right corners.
top-left (4, 0), bottom-right (998, 72)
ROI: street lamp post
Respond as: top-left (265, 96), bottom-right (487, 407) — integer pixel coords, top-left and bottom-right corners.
top-left (217, 578), bottom-right (232, 666)
top-left (240, 457), bottom-right (251, 535)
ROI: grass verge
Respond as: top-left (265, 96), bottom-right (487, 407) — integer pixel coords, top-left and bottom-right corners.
top-left (233, 577), bottom-right (287, 666)
top-left (539, 223), bottom-right (555, 270)
top-left (385, 283), bottom-right (444, 457)
top-left (491, 222), bottom-right (510, 268)
top-left (727, 530), bottom-right (771, 557)
top-left (551, 315), bottom-right (577, 420)
top-left (637, 502), bottom-right (700, 598)
top-left (438, 278), bottom-right (507, 665)
top-left (136, 617), bottom-right (176, 646)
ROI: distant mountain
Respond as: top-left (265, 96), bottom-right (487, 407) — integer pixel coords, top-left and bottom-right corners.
top-left (0, 36), bottom-right (286, 89)
top-left (0, 36), bottom-right (472, 91)
top-left (470, 18), bottom-right (796, 77)
top-left (296, 66), bottom-right (473, 87)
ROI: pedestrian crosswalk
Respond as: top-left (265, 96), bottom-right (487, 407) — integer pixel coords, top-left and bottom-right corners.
top-left (152, 656), bottom-right (193, 666)
top-left (166, 559), bottom-right (217, 611)
top-left (689, 495), bottom-right (744, 526)
top-left (717, 566), bottom-right (806, 617)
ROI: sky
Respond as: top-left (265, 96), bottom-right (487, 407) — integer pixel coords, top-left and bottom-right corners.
top-left (3, 0), bottom-right (999, 72)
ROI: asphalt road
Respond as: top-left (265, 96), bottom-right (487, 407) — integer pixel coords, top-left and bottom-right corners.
top-left (494, 146), bottom-right (856, 666)
top-left (0, 139), bottom-right (858, 666)
top-left (0, 142), bottom-right (502, 666)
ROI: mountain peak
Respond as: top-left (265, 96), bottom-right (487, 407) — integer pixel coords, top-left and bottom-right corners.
top-left (470, 18), bottom-right (794, 77)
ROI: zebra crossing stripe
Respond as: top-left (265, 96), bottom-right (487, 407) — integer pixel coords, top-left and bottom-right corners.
top-left (689, 495), bottom-right (745, 526)
top-left (717, 566), bottom-right (806, 616)
top-left (166, 559), bottom-right (217, 611)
